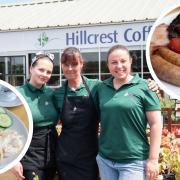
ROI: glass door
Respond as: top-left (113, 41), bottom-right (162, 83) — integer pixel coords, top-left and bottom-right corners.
top-left (0, 56), bottom-right (26, 86)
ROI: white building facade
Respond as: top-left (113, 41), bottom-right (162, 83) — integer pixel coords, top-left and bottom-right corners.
top-left (0, 0), bottom-right (179, 86)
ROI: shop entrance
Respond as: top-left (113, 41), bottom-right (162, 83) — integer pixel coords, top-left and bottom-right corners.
top-left (0, 56), bottom-right (26, 86)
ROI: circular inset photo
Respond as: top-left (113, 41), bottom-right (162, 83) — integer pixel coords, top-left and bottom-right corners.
top-left (0, 80), bottom-right (33, 174)
top-left (146, 4), bottom-right (180, 99)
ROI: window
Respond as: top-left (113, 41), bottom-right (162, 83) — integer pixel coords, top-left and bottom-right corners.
top-left (0, 56), bottom-right (26, 86)
top-left (0, 57), bottom-right (5, 80)
top-left (130, 50), bottom-right (152, 79)
top-left (81, 52), bottom-right (99, 79)
top-left (100, 51), bottom-right (110, 80)
top-left (48, 53), bottom-right (60, 86)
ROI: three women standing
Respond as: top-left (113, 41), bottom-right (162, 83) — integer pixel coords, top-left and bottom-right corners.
top-left (12, 46), bottom-right (160, 180)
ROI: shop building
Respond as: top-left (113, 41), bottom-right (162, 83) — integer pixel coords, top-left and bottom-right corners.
top-left (0, 0), bottom-right (178, 86)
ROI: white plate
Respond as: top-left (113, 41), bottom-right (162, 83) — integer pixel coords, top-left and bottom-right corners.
top-left (146, 6), bottom-right (180, 100)
top-left (0, 109), bottom-right (28, 169)
top-left (157, 10), bottom-right (180, 99)
top-left (158, 11), bottom-right (179, 25)
top-left (0, 84), bottom-right (22, 107)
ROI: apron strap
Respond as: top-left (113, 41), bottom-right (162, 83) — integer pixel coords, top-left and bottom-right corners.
top-left (62, 76), bottom-right (98, 116)
top-left (46, 128), bottom-right (51, 165)
top-left (81, 76), bottom-right (91, 96)
top-left (63, 76), bottom-right (91, 98)
top-left (81, 76), bottom-right (98, 113)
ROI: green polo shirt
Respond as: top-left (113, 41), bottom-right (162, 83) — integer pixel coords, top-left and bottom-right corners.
top-left (53, 76), bottom-right (100, 112)
top-left (98, 74), bottom-right (160, 162)
top-left (18, 81), bottom-right (58, 128)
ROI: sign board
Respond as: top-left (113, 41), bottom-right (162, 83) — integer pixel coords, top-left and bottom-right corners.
top-left (0, 21), bottom-right (154, 52)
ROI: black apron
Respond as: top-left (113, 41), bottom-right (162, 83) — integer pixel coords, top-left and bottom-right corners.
top-left (21, 126), bottom-right (57, 170)
top-left (56, 77), bottom-right (99, 180)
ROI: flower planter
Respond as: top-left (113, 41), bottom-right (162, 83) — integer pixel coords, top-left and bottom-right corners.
top-left (163, 173), bottom-right (176, 180)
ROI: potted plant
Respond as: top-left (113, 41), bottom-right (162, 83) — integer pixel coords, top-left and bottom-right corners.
top-left (157, 129), bottom-right (180, 180)
top-left (160, 98), bottom-right (176, 121)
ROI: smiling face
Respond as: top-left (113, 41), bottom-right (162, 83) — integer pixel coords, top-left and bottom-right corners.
top-left (30, 57), bottom-right (53, 88)
top-left (61, 47), bottom-right (83, 81)
top-left (107, 48), bottom-right (132, 83)
top-left (62, 61), bottom-right (83, 81)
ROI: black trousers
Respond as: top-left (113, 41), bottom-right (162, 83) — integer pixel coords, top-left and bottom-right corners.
top-left (57, 161), bottom-right (98, 180)
top-left (23, 168), bottom-right (56, 180)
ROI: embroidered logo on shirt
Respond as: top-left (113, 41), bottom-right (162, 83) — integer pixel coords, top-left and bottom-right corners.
top-left (124, 92), bottom-right (135, 97)
top-left (124, 92), bottom-right (128, 96)
top-left (73, 106), bottom-right (77, 111)
top-left (45, 101), bottom-right (49, 106)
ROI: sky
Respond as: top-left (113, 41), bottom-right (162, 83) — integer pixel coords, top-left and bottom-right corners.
top-left (0, 0), bottom-right (32, 5)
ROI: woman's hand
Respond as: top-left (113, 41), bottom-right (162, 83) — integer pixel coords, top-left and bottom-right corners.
top-left (148, 79), bottom-right (159, 94)
top-left (10, 162), bottom-right (25, 179)
top-left (146, 159), bottom-right (159, 180)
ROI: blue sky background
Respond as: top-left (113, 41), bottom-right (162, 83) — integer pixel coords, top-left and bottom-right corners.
top-left (0, 0), bottom-right (32, 4)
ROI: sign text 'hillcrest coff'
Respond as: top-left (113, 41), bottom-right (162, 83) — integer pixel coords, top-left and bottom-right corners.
top-left (0, 21), bottom-right (154, 52)
top-left (65, 25), bottom-right (152, 46)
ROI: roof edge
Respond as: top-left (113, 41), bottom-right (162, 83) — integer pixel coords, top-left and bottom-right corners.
top-left (0, 0), bottom-right (74, 8)
top-left (0, 19), bottom-right (156, 32)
